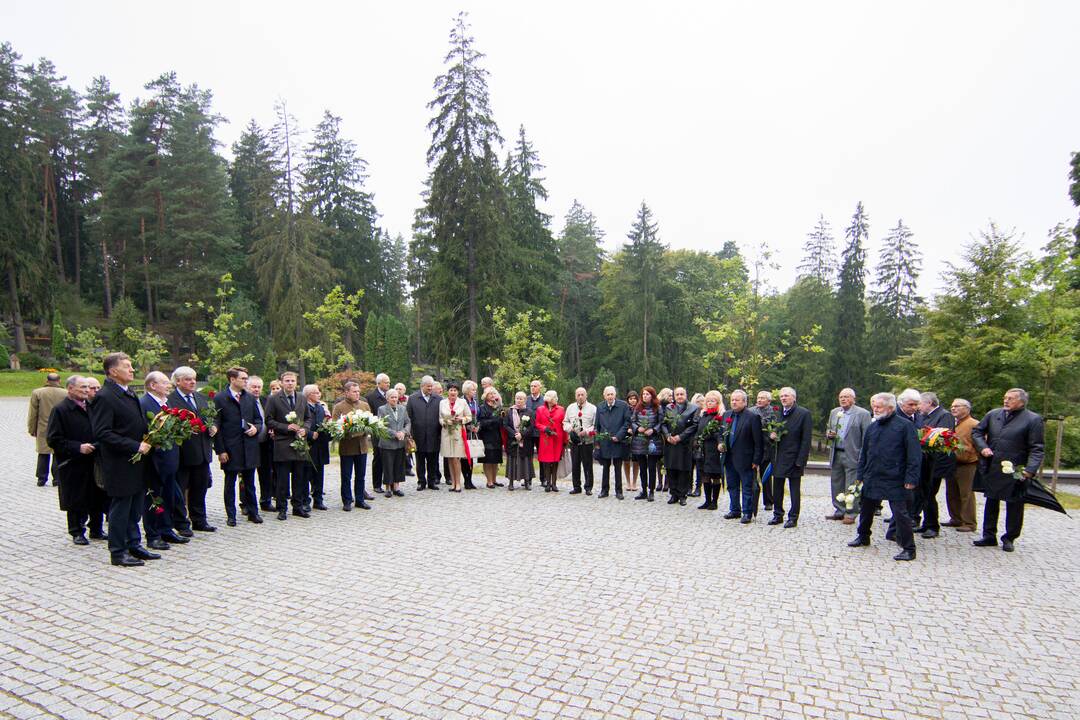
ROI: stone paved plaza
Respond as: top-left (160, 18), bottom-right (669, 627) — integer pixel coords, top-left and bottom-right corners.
top-left (1, 398), bottom-right (1078, 719)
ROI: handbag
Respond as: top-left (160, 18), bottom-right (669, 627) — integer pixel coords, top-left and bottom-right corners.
top-left (557, 447), bottom-right (572, 479)
top-left (467, 438), bottom-right (485, 461)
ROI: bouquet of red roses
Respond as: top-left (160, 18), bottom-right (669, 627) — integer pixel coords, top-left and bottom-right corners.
top-left (131, 406), bottom-right (206, 463)
top-left (918, 426), bottom-right (962, 456)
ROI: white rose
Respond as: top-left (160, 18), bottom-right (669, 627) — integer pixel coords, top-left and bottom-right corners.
top-left (1001, 461), bottom-right (1014, 474)
top-left (836, 492), bottom-right (846, 502)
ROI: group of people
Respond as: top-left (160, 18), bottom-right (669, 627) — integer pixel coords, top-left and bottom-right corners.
top-left (29, 351), bottom-right (1045, 567)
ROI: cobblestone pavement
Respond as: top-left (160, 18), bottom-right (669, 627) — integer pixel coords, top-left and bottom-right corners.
top-left (1, 397), bottom-right (1078, 720)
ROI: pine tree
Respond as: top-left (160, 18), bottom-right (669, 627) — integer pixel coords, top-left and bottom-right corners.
top-left (1069, 152), bottom-right (1080, 289)
top-left (555, 200), bottom-right (604, 380)
top-left (868, 219), bottom-right (923, 381)
top-left (229, 120), bottom-right (278, 292)
top-left (798, 214), bottom-right (837, 285)
top-left (503, 125), bottom-right (558, 313)
top-left (830, 202), bottom-right (870, 397)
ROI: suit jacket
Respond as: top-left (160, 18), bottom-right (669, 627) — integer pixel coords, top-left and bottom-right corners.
top-left (213, 389), bottom-right (262, 471)
top-left (140, 393), bottom-right (180, 480)
top-left (366, 388), bottom-right (388, 420)
top-left (918, 404), bottom-right (957, 479)
top-left (90, 380), bottom-right (148, 497)
top-left (595, 399), bottom-right (632, 460)
top-left (28, 385), bottom-right (67, 454)
top-left (264, 391), bottom-right (309, 462)
top-left (524, 393), bottom-right (545, 438)
top-left (46, 397), bottom-right (97, 510)
top-left (771, 405), bottom-right (812, 478)
top-left (971, 407), bottom-right (1045, 500)
top-left (660, 402), bottom-right (699, 472)
top-left (406, 391), bottom-right (442, 453)
top-left (168, 389), bottom-right (214, 466)
top-left (722, 408), bottom-right (763, 472)
top-left (828, 405), bottom-right (871, 468)
top-left (377, 403), bottom-right (410, 450)
top-left (858, 411), bottom-right (921, 503)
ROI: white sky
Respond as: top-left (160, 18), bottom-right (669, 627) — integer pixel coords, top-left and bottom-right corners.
top-left (4, 1), bottom-right (1078, 296)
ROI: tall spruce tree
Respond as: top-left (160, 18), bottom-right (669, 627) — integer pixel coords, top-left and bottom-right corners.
top-left (830, 201), bottom-right (870, 396)
top-left (798, 215), bottom-right (838, 285)
top-left (868, 219), bottom-right (923, 380)
top-left (555, 200), bottom-right (604, 381)
top-left (503, 125), bottom-right (558, 312)
top-left (229, 120), bottom-right (278, 292)
top-left (80, 76), bottom-right (124, 316)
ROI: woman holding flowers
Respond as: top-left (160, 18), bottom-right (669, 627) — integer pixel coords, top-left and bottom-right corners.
top-left (439, 383), bottom-right (473, 492)
top-left (535, 390), bottom-right (566, 492)
top-left (694, 390), bottom-right (726, 510)
top-left (504, 392), bottom-right (534, 490)
top-left (476, 386), bottom-right (504, 489)
top-left (631, 386), bottom-right (662, 502)
top-left (622, 389), bottom-right (640, 492)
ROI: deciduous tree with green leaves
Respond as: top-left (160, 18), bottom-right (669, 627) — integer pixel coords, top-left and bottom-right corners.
top-left (190, 273), bottom-right (254, 384)
top-left (300, 286), bottom-right (363, 380)
top-left (487, 306), bottom-right (560, 399)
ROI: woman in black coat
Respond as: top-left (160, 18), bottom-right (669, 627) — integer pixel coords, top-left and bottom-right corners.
top-left (694, 391), bottom-right (726, 510)
top-left (476, 388), bottom-right (504, 488)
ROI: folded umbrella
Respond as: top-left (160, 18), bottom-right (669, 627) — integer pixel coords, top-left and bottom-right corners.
top-left (1019, 477), bottom-right (1069, 516)
top-left (760, 463), bottom-right (773, 485)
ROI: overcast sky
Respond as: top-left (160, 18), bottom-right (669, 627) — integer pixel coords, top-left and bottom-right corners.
top-left (4, 1), bottom-right (1078, 296)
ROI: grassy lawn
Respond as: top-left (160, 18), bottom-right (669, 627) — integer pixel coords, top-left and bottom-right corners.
top-left (0, 370), bottom-right (106, 397)
top-left (1055, 488), bottom-right (1080, 510)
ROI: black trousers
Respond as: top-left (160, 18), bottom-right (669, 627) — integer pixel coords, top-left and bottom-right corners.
top-left (859, 497), bottom-right (915, 552)
top-left (107, 491), bottom-right (143, 556)
top-left (415, 451), bottom-right (440, 489)
top-left (371, 447), bottom-right (384, 490)
top-left (37, 454), bottom-right (53, 483)
top-left (982, 497), bottom-right (1025, 541)
top-left (275, 460), bottom-right (306, 510)
top-left (224, 468), bottom-right (258, 520)
top-left (570, 443), bottom-right (594, 491)
top-left (599, 458), bottom-right (623, 494)
top-left (771, 475), bottom-right (801, 520)
top-left (668, 468), bottom-right (692, 499)
top-left (66, 508), bottom-right (104, 537)
top-left (634, 454), bottom-right (659, 492)
top-left (178, 462), bottom-right (211, 528)
top-left (919, 473), bottom-right (944, 530)
top-left (256, 442), bottom-right (274, 506)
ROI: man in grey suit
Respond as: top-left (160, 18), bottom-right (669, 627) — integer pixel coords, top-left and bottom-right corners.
top-left (826, 388), bottom-right (871, 524)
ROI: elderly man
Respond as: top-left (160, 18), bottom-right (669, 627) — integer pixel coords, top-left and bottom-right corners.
top-left (91, 353), bottom-right (157, 566)
top-left (915, 391), bottom-right (956, 539)
top-left (408, 376), bottom-right (442, 491)
top-left (595, 386), bottom-right (632, 499)
top-left (971, 388), bottom-right (1044, 552)
top-left (302, 384), bottom-right (331, 512)
top-left (750, 390), bottom-right (776, 511)
top-left (525, 380), bottom-right (545, 484)
top-left (214, 367), bottom-right (263, 526)
top-left (947, 399), bottom-right (980, 532)
top-left (168, 366), bottom-right (218, 533)
top-left (826, 388), bottom-right (871, 523)
top-left (848, 392), bottom-right (921, 561)
top-left (265, 371), bottom-right (309, 519)
top-left (28, 372), bottom-right (67, 486)
top-left (563, 387), bottom-right (597, 495)
top-left (334, 380), bottom-right (372, 511)
top-left (366, 373), bottom-right (391, 492)
top-left (85, 376), bottom-right (101, 400)
top-left (139, 371), bottom-right (189, 550)
top-left (661, 387), bottom-right (699, 506)
top-left (46, 376), bottom-right (104, 544)
top-left (722, 389), bottom-right (764, 523)
top-left (767, 387), bottom-right (812, 528)
top-left (247, 375), bottom-right (275, 513)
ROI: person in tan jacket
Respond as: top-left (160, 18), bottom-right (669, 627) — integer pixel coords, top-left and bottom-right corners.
top-left (947, 398), bottom-right (980, 532)
top-left (27, 372), bottom-right (68, 486)
top-left (333, 381), bottom-right (373, 511)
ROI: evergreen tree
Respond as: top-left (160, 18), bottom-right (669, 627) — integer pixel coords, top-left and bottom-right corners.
top-left (555, 200), bottom-right (604, 381)
top-left (1069, 151), bottom-right (1080, 289)
top-left (228, 120), bottom-right (278, 291)
top-left (830, 201), bottom-right (870, 397)
top-left (503, 125), bottom-right (558, 313)
top-left (797, 214), bottom-right (837, 285)
top-left (868, 219), bottom-right (923, 381)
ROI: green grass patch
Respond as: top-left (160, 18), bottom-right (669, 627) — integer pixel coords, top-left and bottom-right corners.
top-left (1053, 488), bottom-right (1080, 510)
top-left (0, 370), bottom-right (104, 397)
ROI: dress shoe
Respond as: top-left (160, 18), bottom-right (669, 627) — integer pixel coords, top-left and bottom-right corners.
top-left (920, 528), bottom-right (939, 539)
top-left (416, 485), bottom-right (426, 491)
top-left (260, 502), bottom-right (273, 512)
top-left (767, 516), bottom-right (783, 526)
top-left (292, 509), bottom-right (310, 518)
top-left (697, 499), bottom-right (711, 509)
top-left (783, 519), bottom-right (797, 529)
top-left (36, 478), bottom-right (47, 486)
top-left (636, 492), bottom-right (649, 500)
top-left (177, 528), bottom-right (194, 538)
top-left (893, 549), bottom-right (916, 561)
top-left (88, 530), bottom-right (106, 540)
top-left (493, 481), bottom-right (504, 487)
top-left (942, 519), bottom-right (962, 527)
top-left (973, 537), bottom-right (997, 547)
top-left (666, 496), bottom-right (678, 505)
top-left (912, 525), bottom-right (927, 534)
top-left (1002, 539), bottom-right (1015, 552)
top-left (885, 529), bottom-right (896, 542)
top-left (722, 511), bottom-right (740, 520)
top-left (616, 492), bottom-right (624, 500)
top-left (193, 524), bottom-right (216, 532)
top-left (739, 515), bottom-right (752, 524)
top-left (464, 482), bottom-right (477, 490)
top-left (597, 491), bottom-right (609, 498)
top-left (551, 486), bottom-right (560, 493)
top-left (689, 489), bottom-right (701, 498)
top-left (678, 498), bottom-right (686, 506)
top-left (364, 492), bottom-right (375, 500)
top-left (343, 502), bottom-right (353, 511)
top-left (130, 546), bottom-right (161, 560)
top-left (847, 535), bottom-right (870, 547)
top-left (226, 518), bottom-right (237, 527)
top-left (373, 486), bottom-right (384, 493)
top-left (428, 484), bottom-right (440, 491)
top-left (147, 538), bottom-right (171, 551)
top-left (356, 501), bottom-right (371, 510)
top-left (764, 503), bottom-right (773, 512)
top-left (585, 489), bottom-right (593, 496)
top-left (826, 511), bottom-right (843, 520)
top-left (72, 534), bottom-right (89, 546)
top-left (302, 504), bottom-right (312, 514)
top-left (248, 513), bottom-right (263, 524)
top-left (111, 552), bottom-right (144, 567)
top-left (955, 526), bottom-right (974, 533)
top-left (570, 489), bottom-right (583, 495)
top-left (313, 502), bottom-right (328, 510)
top-left (647, 491), bottom-right (654, 501)
top-left (544, 486), bottom-right (551, 493)
top-left (393, 490), bottom-right (404, 497)
top-left (277, 509), bottom-right (287, 520)
top-left (841, 516), bottom-right (855, 525)
top-left (161, 532), bottom-right (190, 544)
top-left (384, 490), bottom-right (393, 498)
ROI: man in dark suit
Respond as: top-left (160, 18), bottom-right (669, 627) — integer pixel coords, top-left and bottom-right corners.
top-left (90, 352), bottom-right (160, 567)
top-left (264, 371), bottom-right (309, 519)
top-left (660, 386), bottom-right (699, 506)
top-left (595, 385), bottom-right (632, 499)
top-left (247, 375), bottom-right (275, 512)
top-left (722, 389), bottom-right (764, 523)
top-left (302, 383), bottom-right (331, 511)
top-left (214, 366), bottom-right (263, 526)
top-left (524, 380), bottom-right (545, 484)
top-left (749, 390), bottom-right (777, 512)
top-left (140, 371), bottom-right (189, 550)
top-left (168, 366), bottom-right (218, 533)
top-left (915, 391), bottom-right (956, 538)
top-left (766, 386), bottom-right (813, 528)
top-left (886, 388), bottom-right (924, 538)
top-left (46, 375), bottom-right (105, 545)
top-left (366, 373), bottom-right (390, 493)
top-left (971, 387), bottom-right (1044, 552)
top-left (407, 375), bottom-right (442, 491)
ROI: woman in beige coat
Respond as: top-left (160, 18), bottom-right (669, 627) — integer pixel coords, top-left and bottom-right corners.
top-left (439, 383), bottom-right (473, 492)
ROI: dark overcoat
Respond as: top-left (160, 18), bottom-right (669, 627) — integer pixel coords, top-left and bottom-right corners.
top-left (46, 397), bottom-right (98, 510)
top-left (661, 402), bottom-right (700, 472)
top-left (971, 407), bottom-right (1044, 500)
top-left (771, 405), bottom-right (813, 479)
top-left (406, 391), bottom-right (442, 454)
top-left (213, 390), bottom-right (262, 471)
top-left (857, 411), bottom-right (921, 503)
top-left (595, 399), bottom-right (632, 460)
top-left (90, 380), bottom-right (148, 497)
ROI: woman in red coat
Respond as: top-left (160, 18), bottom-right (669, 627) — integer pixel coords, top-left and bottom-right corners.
top-left (536, 390), bottom-right (567, 492)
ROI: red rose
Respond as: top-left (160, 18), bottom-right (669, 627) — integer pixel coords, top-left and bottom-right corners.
top-left (725, 417), bottom-right (733, 423)
top-left (154, 506), bottom-right (165, 515)
top-left (208, 390), bottom-right (216, 398)
top-left (772, 406), bottom-right (780, 411)
top-left (578, 411), bottom-right (582, 417)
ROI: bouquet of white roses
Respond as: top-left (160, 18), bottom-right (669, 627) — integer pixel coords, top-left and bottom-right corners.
top-left (836, 482), bottom-right (862, 512)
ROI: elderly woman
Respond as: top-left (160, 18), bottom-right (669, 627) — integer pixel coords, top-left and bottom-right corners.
top-left (504, 391), bottom-right (534, 490)
top-left (622, 389), bottom-right (640, 492)
top-left (476, 386), bottom-right (504, 489)
top-left (535, 390), bottom-right (566, 492)
top-left (695, 390), bottom-right (726, 510)
top-left (631, 386), bottom-right (662, 501)
top-left (440, 382), bottom-right (473, 492)
top-left (377, 389), bottom-right (410, 497)
top-left (690, 393), bottom-right (707, 498)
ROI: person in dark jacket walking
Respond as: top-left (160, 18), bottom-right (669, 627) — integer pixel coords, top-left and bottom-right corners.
top-left (766, 387), bottom-right (813, 528)
top-left (848, 392), bottom-right (922, 561)
top-left (971, 388), bottom-right (1044, 552)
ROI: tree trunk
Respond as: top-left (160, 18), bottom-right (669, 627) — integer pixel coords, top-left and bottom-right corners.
top-left (642, 300), bottom-right (649, 378)
top-left (141, 217), bottom-right (154, 322)
top-left (100, 199), bottom-right (113, 317)
top-left (72, 172), bottom-right (81, 293)
top-left (6, 258), bottom-right (27, 353)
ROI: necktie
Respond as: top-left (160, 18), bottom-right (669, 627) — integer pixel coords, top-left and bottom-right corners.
top-left (287, 395), bottom-right (295, 410)
top-left (730, 412), bottom-right (738, 440)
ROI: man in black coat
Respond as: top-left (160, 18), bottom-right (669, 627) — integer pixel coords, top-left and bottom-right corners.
top-left (264, 371), bottom-right (310, 519)
top-left (302, 384), bottom-right (331, 511)
top-left (366, 373), bottom-right (390, 492)
top-left (46, 375), bottom-right (105, 544)
top-left (168, 366), bottom-right (218, 533)
top-left (214, 367), bottom-right (263, 526)
top-left (247, 375), bottom-right (275, 512)
top-left (594, 386), bottom-right (632, 499)
top-left (525, 380), bottom-right (545, 483)
top-left (90, 352), bottom-right (159, 567)
top-left (915, 391), bottom-right (956, 538)
top-left (660, 386), bottom-right (699, 506)
top-left (407, 375), bottom-right (442, 491)
top-left (849, 392), bottom-right (921, 561)
top-left (766, 387), bottom-right (813, 528)
top-left (140, 372), bottom-right (189, 551)
top-left (971, 387), bottom-right (1044, 552)
top-left (749, 390), bottom-right (777, 512)
top-left (721, 389), bottom-right (764, 523)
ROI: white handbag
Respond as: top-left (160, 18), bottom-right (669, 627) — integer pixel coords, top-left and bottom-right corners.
top-left (467, 438), bottom-right (486, 461)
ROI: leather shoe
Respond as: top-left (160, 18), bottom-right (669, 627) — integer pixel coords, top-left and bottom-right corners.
top-left (841, 516), bottom-right (855, 525)
top-left (586, 489), bottom-right (593, 496)
top-left (847, 535), bottom-right (870, 547)
top-left (393, 490), bottom-right (404, 497)
top-left (416, 485), bottom-right (426, 491)
top-left (912, 525), bottom-right (927, 534)
top-left (88, 530), bottom-right (106, 540)
top-left (147, 538), bottom-right (170, 550)
top-left (293, 508), bottom-right (310, 518)
top-left (130, 546), bottom-right (161, 560)
top-left (920, 528), bottom-right (939, 539)
top-left (111, 552), bottom-right (144, 567)
top-left (72, 534), bottom-right (89, 546)
top-left (313, 502), bottom-right (328, 511)
top-left (678, 497), bottom-right (686, 506)
top-left (740, 515), bottom-right (752, 524)
top-left (767, 516), bottom-right (783, 526)
top-left (973, 537), bottom-right (997, 547)
top-left (364, 492), bottom-right (375, 500)
top-left (1002, 539), bottom-right (1015, 552)
top-left (343, 502), bottom-right (353, 511)
top-left (356, 501), bottom-right (371, 510)
top-left (161, 532), bottom-right (189, 544)
top-left (569, 489), bottom-right (582, 495)
top-left (783, 519), bottom-right (797, 529)
top-left (248, 513), bottom-right (263, 524)
top-left (226, 518), bottom-right (237, 527)
top-left (177, 528), bottom-right (194, 538)
top-left (36, 478), bottom-right (47, 486)
top-left (826, 511), bottom-right (844, 520)
top-left (666, 496), bottom-right (678, 504)
top-left (597, 492), bottom-right (609, 498)
top-left (193, 524), bottom-right (216, 532)
top-left (616, 492), bottom-right (624, 500)
top-left (277, 509), bottom-right (287, 520)
top-left (723, 511), bottom-right (740, 520)
top-left (893, 549), bottom-right (916, 561)
top-left (942, 519), bottom-right (962, 527)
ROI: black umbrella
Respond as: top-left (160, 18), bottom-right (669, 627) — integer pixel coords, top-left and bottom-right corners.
top-left (1019, 477), bottom-right (1070, 516)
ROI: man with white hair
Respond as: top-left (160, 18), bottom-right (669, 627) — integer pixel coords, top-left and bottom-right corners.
top-left (366, 373), bottom-right (391, 493)
top-left (407, 376), bottom-right (443, 490)
top-left (767, 387), bottom-right (812, 528)
top-left (564, 387), bottom-right (597, 494)
top-left (721, 389), bottom-right (764, 522)
top-left (594, 386), bottom-right (632, 499)
top-left (525, 380), bottom-right (545, 484)
top-left (825, 388), bottom-right (871, 523)
top-left (168, 366), bottom-right (217, 533)
top-left (142, 371), bottom-right (189, 550)
top-left (46, 375), bottom-right (105, 545)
